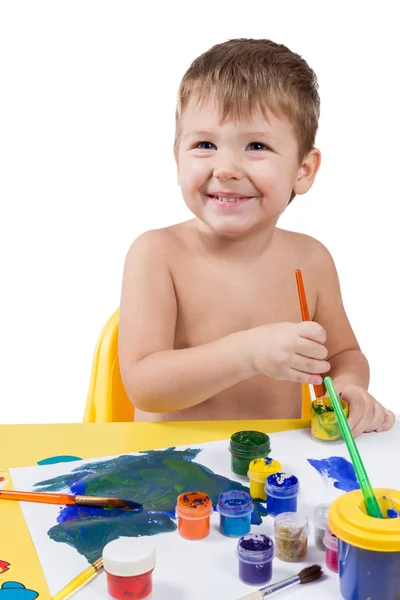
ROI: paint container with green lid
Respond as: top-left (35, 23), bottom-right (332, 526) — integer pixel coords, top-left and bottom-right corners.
top-left (229, 430), bottom-right (271, 477)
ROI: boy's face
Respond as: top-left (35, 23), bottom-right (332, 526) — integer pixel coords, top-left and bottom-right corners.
top-left (175, 96), bottom-right (320, 237)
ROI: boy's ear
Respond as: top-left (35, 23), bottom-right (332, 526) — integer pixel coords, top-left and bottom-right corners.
top-left (293, 148), bottom-right (321, 195)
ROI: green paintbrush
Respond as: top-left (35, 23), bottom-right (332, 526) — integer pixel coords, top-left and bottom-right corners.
top-left (324, 376), bottom-right (383, 519)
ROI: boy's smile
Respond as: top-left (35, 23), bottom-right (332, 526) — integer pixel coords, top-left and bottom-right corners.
top-left (175, 96), bottom-right (318, 239)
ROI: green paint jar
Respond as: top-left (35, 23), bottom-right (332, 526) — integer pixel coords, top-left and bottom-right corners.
top-left (229, 431), bottom-right (271, 477)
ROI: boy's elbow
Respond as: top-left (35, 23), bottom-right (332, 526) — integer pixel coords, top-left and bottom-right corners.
top-left (122, 372), bottom-right (166, 413)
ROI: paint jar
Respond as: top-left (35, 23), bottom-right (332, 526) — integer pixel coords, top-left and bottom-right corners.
top-left (103, 536), bottom-right (156, 600)
top-left (229, 430), bottom-right (271, 477)
top-left (313, 502), bottom-right (331, 551)
top-left (247, 457), bottom-right (282, 501)
top-left (217, 490), bottom-right (253, 537)
top-left (176, 491), bottom-right (213, 540)
top-left (311, 397), bottom-right (349, 441)
top-left (329, 488), bottom-right (400, 600)
top-left (324, 527), bottom-right (338, 573)
top-left (236, 534), bottom-right (275, 586)
top-left (265, 472), bottom-right (299, 517)
top-left (274, 512), bottom-right (310, 562)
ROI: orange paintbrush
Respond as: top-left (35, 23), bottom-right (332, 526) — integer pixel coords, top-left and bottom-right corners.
top-left (0, 489), bottom-right (142, 510)
top-left (295, 269), bottom-right (325, 405)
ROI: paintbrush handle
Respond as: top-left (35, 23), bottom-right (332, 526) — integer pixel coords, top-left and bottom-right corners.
top-left (0, 490), bottom-right (75, 505)
top-left (52, 558), bottom-right (103, 600)
top-left (295, 270), bottom-right (325, 399)
top-left (324, 376), bottom-right (383, 518)
top-left (237, 575), bottom-right (300, 599)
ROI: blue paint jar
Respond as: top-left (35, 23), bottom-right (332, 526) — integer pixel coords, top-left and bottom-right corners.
top-left (329, 488), bottom-right (400, 600)
top-left (217, 490), bottom-right (253, 537)
top-left (265, 473), bottom-right (299, 517)
top-left (236, 534), bottom-right (275, 586)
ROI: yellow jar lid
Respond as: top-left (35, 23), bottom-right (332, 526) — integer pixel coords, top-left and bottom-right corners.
top-left (248, 458), bottom-right (282, 480)
top-left (328, 489), bottom-right (400, 552)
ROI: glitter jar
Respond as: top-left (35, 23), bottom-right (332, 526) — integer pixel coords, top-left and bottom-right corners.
top-left (311, 397), bottom-right (349, 441)
top-left (103, 537), bottom-right (156, 600)
top-left (176, 491), bottom-right (213, 540)
top-left (324, 527), bottom-right (338, 572)
top-left (236, 534), bottom-right (275, 586)
top-left (229, 431), bottom-right (271, 477)
top-left (313, 502), bottom-right (331, 551)
top-left (274, 512), bottom-right (310, 562)
top-left (247, 457), bottom-right (282, 501)
top-left (329, 488), bottom-right (400, 600)
top-left (265, 472), bottom-right (299, 517)
top-left (217, 490), bottom-right (253, 537)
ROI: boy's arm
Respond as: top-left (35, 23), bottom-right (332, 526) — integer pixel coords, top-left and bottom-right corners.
top-left (118, 231), bottom-right (254, 413)
top-left (311, 243), bottom-right (370, 393)
top-left (311, 241), bottom-right (394, 434)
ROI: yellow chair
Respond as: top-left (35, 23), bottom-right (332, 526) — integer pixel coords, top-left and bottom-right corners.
top-left (83, 309), bottom-right (134, 423)
top-left (84, 309), bottom-right (312, 423)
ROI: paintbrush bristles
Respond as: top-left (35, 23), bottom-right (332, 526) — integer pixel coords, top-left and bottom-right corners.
top-left (298, 564), bottom-right (323, 584)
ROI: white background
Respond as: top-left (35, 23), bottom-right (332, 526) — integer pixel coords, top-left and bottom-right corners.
top-left (1, 1), bottom-right (399, 424)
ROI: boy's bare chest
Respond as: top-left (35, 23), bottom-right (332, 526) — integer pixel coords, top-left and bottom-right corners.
top-left (172, 254), bottom-right (311, 348)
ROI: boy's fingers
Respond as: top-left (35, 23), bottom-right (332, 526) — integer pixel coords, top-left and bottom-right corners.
top-left (299, 321), bottom-right (327, 344)
top-left (293, 354), bottom-right (330, 374)
top-left (297, 339), bottom-right (328, 360)
top-left (288, 369), bottom-right (323, 386)
top-left (346, 392), bottom-right (368, 436)
top-left (364, 402), bottom-right (386, 432)
top-left (351, 400), bottom-right (375, 438)
top-left (375, 409), bottom-right (396, 433)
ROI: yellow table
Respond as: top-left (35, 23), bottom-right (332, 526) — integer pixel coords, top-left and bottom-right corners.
top-left (0, 419), bottom-right (308, 599)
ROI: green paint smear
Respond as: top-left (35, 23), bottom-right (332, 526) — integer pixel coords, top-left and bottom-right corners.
top-left (35, 447), bottom-right (266, 562)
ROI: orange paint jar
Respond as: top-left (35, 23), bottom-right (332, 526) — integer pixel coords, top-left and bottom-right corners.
top-left (176, 492), bottom-right (213, 540)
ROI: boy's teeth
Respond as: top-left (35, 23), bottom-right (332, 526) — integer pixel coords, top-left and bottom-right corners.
top-left (218, 196), bottom-right (237, 202)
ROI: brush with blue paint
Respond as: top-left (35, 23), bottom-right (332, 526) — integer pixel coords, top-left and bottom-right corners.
top-left (324, 376), bottom-right (383, 519)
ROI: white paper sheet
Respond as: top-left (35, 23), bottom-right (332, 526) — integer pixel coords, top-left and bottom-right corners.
top-left (10, 423), bottom-right (400, 599)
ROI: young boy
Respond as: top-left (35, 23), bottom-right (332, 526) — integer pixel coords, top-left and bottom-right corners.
top-left (118, 38), bottom-right (395, 436)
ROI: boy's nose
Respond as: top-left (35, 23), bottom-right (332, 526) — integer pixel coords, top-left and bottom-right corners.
top-left (213, 159), bottom-right (243, 180)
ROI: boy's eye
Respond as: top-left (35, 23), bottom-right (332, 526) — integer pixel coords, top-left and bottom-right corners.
top-left (247, 142), bottom-right (269, 151)
top-left (195, 141), bottom-right (216, 150)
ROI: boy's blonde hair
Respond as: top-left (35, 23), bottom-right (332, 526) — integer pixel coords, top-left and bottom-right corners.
top-left (175, 38), bottom-right (320, 165)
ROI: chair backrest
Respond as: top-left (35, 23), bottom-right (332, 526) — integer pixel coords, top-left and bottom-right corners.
top-left (83, 309), bottom-right (134, 423)
top-left (84, 309), bottom-right (312, 423)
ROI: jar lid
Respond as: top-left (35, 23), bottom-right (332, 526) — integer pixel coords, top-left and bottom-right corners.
top-left (329, 489), bottom-right (400, 552)
top-left (323, 527), bottom-right (338, 551)
top-left (313, 502), bottom-right (331, 529)
top-left (103, 537), bottom-right (156, 577)
top-left (248, 458), bottom-right (282, 482)
top-left (176, 492), bottom-right (213, 519)
top-left (274, 512), bottom-right (309, 539)
top-left (237, 534), bottom-right (275, 563)
top-left (217, 490), bottom-right (253, 517)
top-left (265, 472), bottom-right (299, 497)
top-left (230, 430), bottom-right (271, 455)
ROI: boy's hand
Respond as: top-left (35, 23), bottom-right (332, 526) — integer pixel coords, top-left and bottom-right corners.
top-left (248, 321), bottom-right (330, 385)
top-left (341, 383), bottom-right (395, 437)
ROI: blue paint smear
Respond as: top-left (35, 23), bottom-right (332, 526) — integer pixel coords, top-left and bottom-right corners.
top-left (387, 509), bottom-right (399, 519)
top-left (34, 447), bottom-right (267, 562)
top-left (37, 455), bottom-right (82, 465)
top-left (307, 456), bottom-right (360, 492)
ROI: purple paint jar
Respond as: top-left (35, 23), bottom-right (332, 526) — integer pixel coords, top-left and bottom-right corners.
top-left (236, 533), bottom-right (275, 586)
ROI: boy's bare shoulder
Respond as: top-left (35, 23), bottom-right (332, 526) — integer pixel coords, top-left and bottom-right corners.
top-left (124, 220), bottom-right (195, 265)
top-left (276, 228), bottom-right (335, 269)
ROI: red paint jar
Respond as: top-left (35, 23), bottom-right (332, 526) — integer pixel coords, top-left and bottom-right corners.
top-left (324, 527), bottom-right (338, 573)
top-left (176, 491), bottom-right (213, 540)
top-left (103, 537), bottom-right (156, 600)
